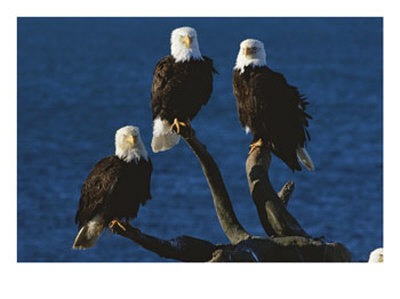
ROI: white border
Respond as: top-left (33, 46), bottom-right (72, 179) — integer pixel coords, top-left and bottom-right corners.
top-left (2, 0), bottom-right (398, 298)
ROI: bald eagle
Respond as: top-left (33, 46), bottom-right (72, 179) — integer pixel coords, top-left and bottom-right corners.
top-left (151, 26), bottom-right (217, 152)
top-left (233, 39), bottom-right (314, 172)
top-left (368, 248), bottom-right (384, 263)
top-left (73, 126), bottom-right (152, 249)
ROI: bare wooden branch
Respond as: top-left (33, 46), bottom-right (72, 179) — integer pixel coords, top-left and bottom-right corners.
top-left (278, 181), bottom-right (295, 206)
top-left (219, 236), bottom-right (351, 262)
top-left (110, 222), bottom-right (216, 262)
top-left (109, 127), bottom-right (351, 262)
top-left (245, 147), bottom-right (310, 238)
top-left (111, 221), bottom-right (351, 262)
top-left (181, 129), bottom-right (251, 245)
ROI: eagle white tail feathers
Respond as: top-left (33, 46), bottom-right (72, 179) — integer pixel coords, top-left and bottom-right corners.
top-left (72, 215), bottom-right (105, 249)
top-left (296, 147), bottom-right (315, 171)
top-left (151, 117), bottom-right (180, 152)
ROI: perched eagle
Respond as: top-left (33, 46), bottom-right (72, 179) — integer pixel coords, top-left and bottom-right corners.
top-left (233, 39), bottom-right (314, 172)
top-left (151, 26), bottom-right (217, 152)
top-left (73, 126), bottom-right (152, 249)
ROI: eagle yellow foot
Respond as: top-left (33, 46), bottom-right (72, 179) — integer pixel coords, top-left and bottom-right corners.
top-left (249, 139), bottom-right (264, 154)
top-left (170, 118), bottom-right (187, 134)
top-left (170, 118), bottom-right (194, 137)
top-left (109, 219), bottom-right (127, 231)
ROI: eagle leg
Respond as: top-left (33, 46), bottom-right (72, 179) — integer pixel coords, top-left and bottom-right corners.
top-left (109, 219), bottom-right (127, 232)
top-left (170, 118), bottom-right (187, 134)
top-left (249, 138), bottom-right (264, 154)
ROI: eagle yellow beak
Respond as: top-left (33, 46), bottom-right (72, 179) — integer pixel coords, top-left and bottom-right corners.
top-left (182, 35), bottom-right (192, 48)
top-left (243, 47), bottom-right (256, 57)
top-left (126, 135), bottom-right (136, 147)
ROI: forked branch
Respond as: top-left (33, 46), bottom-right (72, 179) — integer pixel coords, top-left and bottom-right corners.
top-left (110, 127), bottom-right (351, 262)
top-left (246, 147), bottom-right (310, 238)
top-left (182, 131), bottom-right (251, 245)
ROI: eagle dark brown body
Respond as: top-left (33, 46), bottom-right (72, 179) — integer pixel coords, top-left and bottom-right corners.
top-left (233, 66), bottom-right (312, 171)
top-left (151, 55), bottom-right (217, 123)
top-left (75, 155), bottom-right (152, 228)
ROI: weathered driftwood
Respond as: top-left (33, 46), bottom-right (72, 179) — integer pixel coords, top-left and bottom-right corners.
top-left (278, 181), bottom-right (295, 207)
top-left (208, 236), bottom-right (351, 262)
top-left (110, 222), bottom-right (351, 262)
top-left (184, 134), bottom-right (251, 245)
top-left (110, 224), bottom-right (216, 262)
top-left (110, 127), bottom-right (351, 262)
top-left (246, 147), bottom-right (310, 238)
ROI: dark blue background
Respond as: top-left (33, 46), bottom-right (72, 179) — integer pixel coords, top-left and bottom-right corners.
top-left (17, 17), bottom-right (382, 262)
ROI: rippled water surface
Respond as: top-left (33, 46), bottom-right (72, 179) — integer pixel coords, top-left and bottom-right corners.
top-left (17, 17), bottom-right (382, 262)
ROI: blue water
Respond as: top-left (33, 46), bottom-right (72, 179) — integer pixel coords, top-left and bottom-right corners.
top-left (17, 17), bottom-right (382, 262)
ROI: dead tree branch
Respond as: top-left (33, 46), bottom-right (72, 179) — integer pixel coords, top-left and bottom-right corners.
top-left (182, 131), bottom-right (251, 245)
top-left (278, 181), bottom-right (295, 206)
top-left (246, 147), bottom-right (310, 238)
top-left (110, 222), bottom-right (216, 262)
top-left (110, 221), bottom-right (351, 262)
top-left (110, 127), bottom-right (351, 262)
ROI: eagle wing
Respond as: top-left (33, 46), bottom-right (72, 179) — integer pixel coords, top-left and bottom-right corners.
top-left (201, 56), bottom-right (218, 106)
top-left (255, 70), bottom-right (312, 170)
top-left (75, 156), bottom-right (123, 227)
top-left (233, 70), bottom-right (254, 128)
top-left (151, 55), bottom-right (217, 120)
top-left (151, 56), bottom-right (174, 118)
top-left (257, 71), bottom-right (311, 144)
top-left (141, 158), bottom-right (153, 205)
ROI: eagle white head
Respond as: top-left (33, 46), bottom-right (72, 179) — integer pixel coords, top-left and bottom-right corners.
top-left (368, 248), bottom-right (384, 263)
top-left (115, 125), bottom-right (149, 163)
top-left (234, 39), bottom-right (267, 73)
top-left (170, 26), bottom-right (202, 63)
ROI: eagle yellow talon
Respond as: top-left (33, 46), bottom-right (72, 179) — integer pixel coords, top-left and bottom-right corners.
top-left (109, 219), bottom-right (127, 231)
top-left (170, 118), bottom-right (187, 134)
top-left (249, 139), bottom-right (264, 154)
